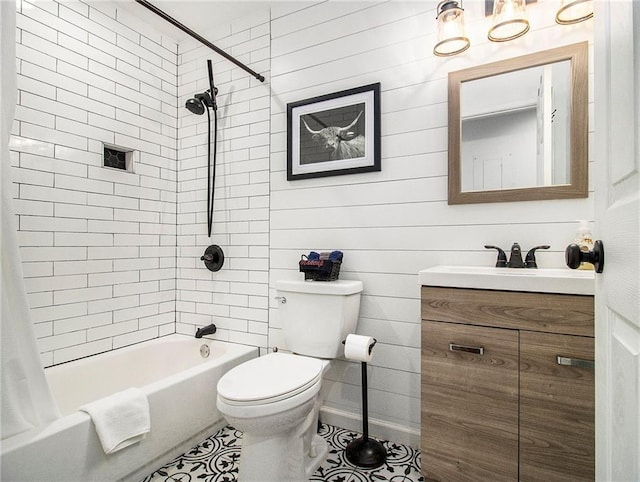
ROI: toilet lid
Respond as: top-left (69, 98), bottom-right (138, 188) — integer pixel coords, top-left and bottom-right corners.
top-left (218, 353), bottom-right (324, 404)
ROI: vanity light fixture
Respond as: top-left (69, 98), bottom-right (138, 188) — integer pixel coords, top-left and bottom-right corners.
top-left (555, 0), bottom-right (593, 25)
top-left (433, 0), bottom-right (470, 57)
top-left (488, 0), bottom-right (530, 42)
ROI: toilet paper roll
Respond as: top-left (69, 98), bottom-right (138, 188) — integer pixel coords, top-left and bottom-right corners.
top-left (344, 334), bottom-right (376, 363)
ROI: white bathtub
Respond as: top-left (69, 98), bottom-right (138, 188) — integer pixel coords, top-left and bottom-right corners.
top-left (0, 334), bottom-right (257, 481)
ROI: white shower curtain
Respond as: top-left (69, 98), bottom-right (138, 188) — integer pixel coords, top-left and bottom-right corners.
top-left (1, 0), bottom-right (60, 440)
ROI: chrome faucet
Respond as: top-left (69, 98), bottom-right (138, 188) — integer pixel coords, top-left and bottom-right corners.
top-left (485, 243), bottom-right (550, 268)
top-left (195, 323), bottom-right (217, 338)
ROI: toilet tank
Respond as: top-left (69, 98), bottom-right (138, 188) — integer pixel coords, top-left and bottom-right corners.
top-left (275, 279), bottom-right (363, 358)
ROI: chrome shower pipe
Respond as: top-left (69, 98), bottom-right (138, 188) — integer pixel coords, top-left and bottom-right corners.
top-left (134, 0), bottom-right (265, 83)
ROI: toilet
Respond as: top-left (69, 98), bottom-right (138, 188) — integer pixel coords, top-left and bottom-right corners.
top-left (216, 279), bottom-right (363, 482)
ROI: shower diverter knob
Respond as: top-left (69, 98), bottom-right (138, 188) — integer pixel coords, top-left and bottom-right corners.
top-left (201, 244), bottom-right (224, 272)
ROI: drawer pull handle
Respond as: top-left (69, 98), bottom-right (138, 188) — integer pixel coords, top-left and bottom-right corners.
top-left (556, 356), bottom-right (594, 369)
top-left (449, 343), bottom-right (484, 355)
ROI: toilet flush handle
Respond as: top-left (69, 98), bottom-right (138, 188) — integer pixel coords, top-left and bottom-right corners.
top-left (274, 296), bottom-right (287, 304)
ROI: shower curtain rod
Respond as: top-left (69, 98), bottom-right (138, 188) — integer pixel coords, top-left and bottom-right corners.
top-left (134, 0), bottom-right (265, 83)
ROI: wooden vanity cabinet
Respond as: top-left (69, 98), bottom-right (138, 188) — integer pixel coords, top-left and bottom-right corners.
top-left (421, 286), bottom-right (595, 482)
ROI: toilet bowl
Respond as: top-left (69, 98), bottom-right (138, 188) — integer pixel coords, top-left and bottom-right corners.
top-left (217, 353), bottom-right (330, 481)
top-left (216, 279), bottom-right (363, 482)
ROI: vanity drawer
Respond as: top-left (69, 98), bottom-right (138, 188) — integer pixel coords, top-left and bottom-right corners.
top-left (421, 286), bottom-right (594, 337)
top-left (421, 320), bottom-right (519, 481)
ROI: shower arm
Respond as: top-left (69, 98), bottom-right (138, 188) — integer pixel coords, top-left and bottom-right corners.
top-left (134, 0), bottom-right (265, 83)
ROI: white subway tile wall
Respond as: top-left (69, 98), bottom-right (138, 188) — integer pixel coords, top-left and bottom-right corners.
top-left (175, 8), bottom-right (271, 349)
top-left (12, 0), bottom-right (178, 367)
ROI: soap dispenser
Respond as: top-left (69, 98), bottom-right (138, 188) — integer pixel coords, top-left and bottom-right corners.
top-left (573, 220), bottom-right (594, 270)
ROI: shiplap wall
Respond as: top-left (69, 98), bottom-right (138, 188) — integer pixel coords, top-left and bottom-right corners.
top-left (11, 0), bottom-right (178, 366)
top-left (267, 1), bottom-right (594, 443)
top-left (175, 10), bottom-right (272, 346)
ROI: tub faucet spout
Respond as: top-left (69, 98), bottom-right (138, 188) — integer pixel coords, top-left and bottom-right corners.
top-left (195, 323), bottom-right (217, 338)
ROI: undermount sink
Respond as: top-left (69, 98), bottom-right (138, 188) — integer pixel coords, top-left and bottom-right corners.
top-left (419, 265), bottom-right (595, 295)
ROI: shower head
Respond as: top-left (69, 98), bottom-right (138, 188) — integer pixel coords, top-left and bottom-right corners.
top-left (185, 91), bottom-right (216, 115)
top-left (185, 96), bottom-right (205, 115)
top-left (185, 59), bottom-right (219, 116)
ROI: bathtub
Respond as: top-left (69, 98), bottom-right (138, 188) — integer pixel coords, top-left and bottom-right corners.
top-left (1, 334), bottom-right (257, 482)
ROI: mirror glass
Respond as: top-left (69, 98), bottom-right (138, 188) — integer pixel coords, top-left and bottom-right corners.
top-left (448, 42), bottom-right (588, 204)
top-left (461, 61), bottom-right (571, 191)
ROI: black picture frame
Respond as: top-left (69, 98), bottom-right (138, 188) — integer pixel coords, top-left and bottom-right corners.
top-left (287, 83), bottom-right (381, 181)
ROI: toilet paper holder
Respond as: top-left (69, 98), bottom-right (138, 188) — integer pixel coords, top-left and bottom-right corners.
top-left (342, 337), bottom-right (377, 355)
top-left (340, 336), bottom-right (386, 468)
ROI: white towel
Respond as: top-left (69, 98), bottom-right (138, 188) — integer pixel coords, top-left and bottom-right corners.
top-left (79, 388), bottom-right (150, 454)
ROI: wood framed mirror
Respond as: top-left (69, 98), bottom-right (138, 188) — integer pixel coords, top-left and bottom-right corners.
top-left (448, 42), bottom-right (588, 204)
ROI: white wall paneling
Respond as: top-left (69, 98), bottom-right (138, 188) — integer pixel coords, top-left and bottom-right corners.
top-left (268, 1), bottom-right (594, 444)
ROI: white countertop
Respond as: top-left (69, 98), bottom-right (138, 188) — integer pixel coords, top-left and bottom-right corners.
top-left (419, 265), bottom-right (595, 295)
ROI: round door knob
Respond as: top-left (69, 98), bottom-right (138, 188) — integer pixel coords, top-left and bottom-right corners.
top-left (565, 240), bottom-right (604, 273)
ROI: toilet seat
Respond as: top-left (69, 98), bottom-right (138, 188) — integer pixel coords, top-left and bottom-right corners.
top-left (218, 353), bottom-right (323, 404)
top-left (217, 353), bottom-right (324, 413)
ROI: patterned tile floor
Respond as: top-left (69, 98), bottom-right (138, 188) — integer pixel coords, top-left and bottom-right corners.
top-left (141, 423), bottom-right (424, 482)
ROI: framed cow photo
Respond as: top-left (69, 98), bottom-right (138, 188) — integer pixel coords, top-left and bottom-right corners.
top-left (287, 83), bottom-right (381, 180)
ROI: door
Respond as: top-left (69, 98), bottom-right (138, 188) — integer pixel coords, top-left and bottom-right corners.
top-left (593, 1), bottom-right (640, 480)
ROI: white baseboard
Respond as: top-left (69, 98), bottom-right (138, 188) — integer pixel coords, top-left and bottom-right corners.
top-left (319, 406), bottom-right (420, 449)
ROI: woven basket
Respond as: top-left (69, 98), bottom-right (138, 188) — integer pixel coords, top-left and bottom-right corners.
top-left (299, 257), bottom-right (341, 281)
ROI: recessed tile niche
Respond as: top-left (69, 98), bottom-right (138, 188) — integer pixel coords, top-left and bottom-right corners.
top-left (103, 144), bottom-right (135, 172)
